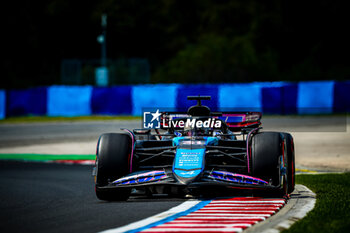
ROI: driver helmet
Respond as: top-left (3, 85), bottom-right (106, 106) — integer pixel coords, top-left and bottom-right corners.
top-left (183, 125), bottom-right (194, 136)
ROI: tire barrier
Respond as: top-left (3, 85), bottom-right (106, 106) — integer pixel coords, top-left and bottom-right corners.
top-left (6, 87), bottom-right (47, 117)
top-left (0, 90), bottom-right (5, 119)
top-left (132, 84), bottom-right (178, 116)
top-left (47, 85), bottom-right (93, 116)
top-left (92, 86), bottom-right (132, 115)
top-left (1, 80), bottom-right (349, 119)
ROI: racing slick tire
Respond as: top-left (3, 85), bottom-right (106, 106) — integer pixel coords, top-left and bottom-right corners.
top-left (95, 133), bottom-right (132, 201)
top-left (251, 132), bottom-right (288, 196)
top-left (282, 133), bottom-right (295, 194)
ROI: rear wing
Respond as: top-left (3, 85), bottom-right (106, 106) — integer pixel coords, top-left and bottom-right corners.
top-left (160, 112), bottom-right (261, 131)
top-left (215, 112), bottom-right (261, 131)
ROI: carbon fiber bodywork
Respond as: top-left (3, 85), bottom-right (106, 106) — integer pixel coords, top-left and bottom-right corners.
top-left (95, 97), bottom-right (290, 198)
top-left (98, 133), bottom-right (282, 193)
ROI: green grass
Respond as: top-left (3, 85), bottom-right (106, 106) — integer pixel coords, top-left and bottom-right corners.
top-left (0, 115), bottom-right (141, 124)
top-left (0, 152), bottom-right (349, 233)
top-left (0, 154), bottom-right (95, 161)
top-left (283, 173), bottom-right (350, 233)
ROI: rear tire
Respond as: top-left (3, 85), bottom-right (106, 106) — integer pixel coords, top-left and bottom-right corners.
top-left (95, 133), bottom-right (132, 201)
top-left (251, 132), bottom-right (287, 196)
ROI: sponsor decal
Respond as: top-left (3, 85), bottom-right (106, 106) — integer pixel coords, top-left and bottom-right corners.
top-left (143, 109), bottom-right (162, 129)
top-left (143, 109), bottom-right (222, 129)
top-left (179, 170), bottom-right (195, 176)
top-left (163, 118), bottom-right (222, 129)
top-left (173, 148), bottom-right (205, 178)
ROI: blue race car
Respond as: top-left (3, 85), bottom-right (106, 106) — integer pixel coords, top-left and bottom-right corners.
top-left (94, 96), bottom-right (295, 201)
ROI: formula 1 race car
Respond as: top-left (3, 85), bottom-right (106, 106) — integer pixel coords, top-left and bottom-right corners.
top-left (93, 96), bottom-right (295, 201)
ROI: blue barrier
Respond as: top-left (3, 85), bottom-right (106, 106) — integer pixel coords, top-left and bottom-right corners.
top-left (132, 84), bottom-right (178, 116)
top-left (6, 87), bottom-right (47, 117)
top-left (91, 86), bottom-right (132, 115)
top-left (2, 81), bottom-right (349, 119)
top-left (262, 86), bottom-right (283, 114)
top-left (47, 86), bottom-right (93, 116)
top-left (333, 81), bottom-right (350, 112)
top-left (262, 83), bottom-right (298, 114)
top-left (0, 90), bottom-right (5, 119)
top-left (281, 84), bottom-right (298, 115)
top-left (219, 83), bottom-right (263, 111)
top-left (297, 81), bottom-right (334, 114)
top-left (176, 84), bottom-right (218, 112)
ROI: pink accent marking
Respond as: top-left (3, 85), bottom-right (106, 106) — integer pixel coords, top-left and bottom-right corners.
top-left (214, 171), bottom-right (267, 182)
top-left (232, 173), bottom-right (268, 183)
top-left (221, 113), bottom-right (247, 121)
top-left (115, 170), bottom-right (165, 183)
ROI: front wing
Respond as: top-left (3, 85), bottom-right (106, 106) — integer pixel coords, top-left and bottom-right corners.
top-left (97, 170), bottom-right (280, 191)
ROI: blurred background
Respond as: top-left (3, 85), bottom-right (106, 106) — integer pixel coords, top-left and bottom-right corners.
top-left (1, 3), bottom-right (349, 232)
top-left (1, 0), bottom-right (349, 118)
top-left (2, 0), bottom-right (349, 88)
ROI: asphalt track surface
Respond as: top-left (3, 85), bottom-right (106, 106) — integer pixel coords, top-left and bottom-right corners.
top-left (0, 116), bottom-right (348, 233)
top-left (0, 115), bottom-right (347, 148)
top-left (0, 161), bottom-right (184, 233)
top-left (0, 120), bottom-right (141, 147)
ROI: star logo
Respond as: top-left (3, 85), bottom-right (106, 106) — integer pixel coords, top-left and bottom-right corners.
top-left (143, 109), bottom-right (162, 129)
top-left (151, 109), bottom-right (161, 122)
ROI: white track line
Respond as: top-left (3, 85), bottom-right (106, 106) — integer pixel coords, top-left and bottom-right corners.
top-left (176, 216), bottom-right (266, 220)
top-left (202, 206), bottom-right (280, 209)
top-left (161, 223), bottom-right (252, 227)
top-left (208, 203), bottom-right (284, 206)
top-left (142, 228), bottom-right (243, 232)
top-left (195, 210), bottom-right (276, 213)
top-left (99, 198), bottom-right (287, 233)
top-left (166, 220), bottom-right (257, 224)
top-left (211, 200), bottom-right (285, 203)
top-left (188, 213), bottom-right (271, 217)
top-left (99, 200), bottom-right (201, 233)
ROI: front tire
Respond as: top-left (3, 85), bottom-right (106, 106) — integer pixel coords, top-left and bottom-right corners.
top-left (95, 133), bottom-right (132, 201)
top-left (251, 132), bottom-right (287, 196)
top-left (282, 133), bottom-right (295, 194)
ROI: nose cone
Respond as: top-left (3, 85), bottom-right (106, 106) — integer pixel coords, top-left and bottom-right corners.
top-left (173, 148), bottom-right (205, 184)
